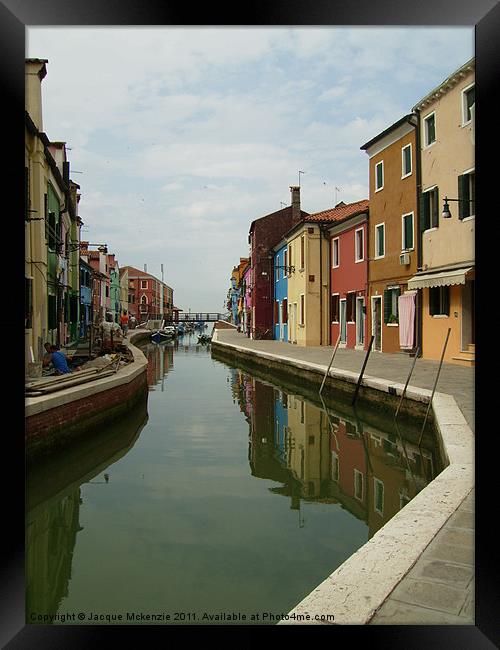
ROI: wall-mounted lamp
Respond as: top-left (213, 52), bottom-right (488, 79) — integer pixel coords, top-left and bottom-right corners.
top-left (442, 197), bottom-right (474, 219)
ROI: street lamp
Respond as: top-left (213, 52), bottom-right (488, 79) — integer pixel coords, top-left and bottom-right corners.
top-left (442, 197), bottom-right (474, 219)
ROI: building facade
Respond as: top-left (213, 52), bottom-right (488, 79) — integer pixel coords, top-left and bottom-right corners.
top-left (326, 201), bottom-right (370, 350)
top-left (361, 115), bottom-right (418, 354)
top-left (408, 59), bottom-right (475, 365)
top-left (272, 241), bottom-right (288, 342)
top-left (248, 186), bottom-right (308, 339)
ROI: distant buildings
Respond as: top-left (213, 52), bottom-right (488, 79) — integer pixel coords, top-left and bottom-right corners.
top-left (25, 58), bottom-right (176, 367)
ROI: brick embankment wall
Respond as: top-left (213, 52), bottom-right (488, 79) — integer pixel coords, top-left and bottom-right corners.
top-left (26, 371), bottom-right (148, 460)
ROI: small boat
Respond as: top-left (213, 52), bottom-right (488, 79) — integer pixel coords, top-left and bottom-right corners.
top-left (151, 326), bottom-right (176, 343)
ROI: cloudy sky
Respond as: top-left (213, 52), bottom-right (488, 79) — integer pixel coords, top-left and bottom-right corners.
top-left (27, 27), bottom-right (473, 312)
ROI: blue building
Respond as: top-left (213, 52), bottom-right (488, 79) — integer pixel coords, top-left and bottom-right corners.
top-left (273, 240), bottom-right (288, 341)
top-left (79, 258), bottom-right (93, 338)
top-left (274, 389), bottom-right (288, 465)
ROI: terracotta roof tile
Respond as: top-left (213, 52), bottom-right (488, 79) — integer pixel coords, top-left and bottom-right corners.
top-left (306, 199), bottom-right (369, 223)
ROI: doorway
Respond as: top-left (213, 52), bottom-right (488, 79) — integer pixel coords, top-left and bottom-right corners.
top-left (356, 297), bottom-right (365, 347)
top-left (340, 299), bottom-right (347, 344)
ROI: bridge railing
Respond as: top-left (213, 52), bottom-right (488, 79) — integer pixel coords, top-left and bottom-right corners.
top-left (164, 313), bottom-right (225, 323)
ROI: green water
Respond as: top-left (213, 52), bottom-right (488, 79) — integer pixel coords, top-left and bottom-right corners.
top-left (26, 333), bottom-right (442, 625)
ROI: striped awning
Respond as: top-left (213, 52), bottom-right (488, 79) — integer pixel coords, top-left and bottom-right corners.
top-left (407, 267), bottom-right (473, 290)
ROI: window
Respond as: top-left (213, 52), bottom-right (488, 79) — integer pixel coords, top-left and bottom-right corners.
top-left (424, 112), bottom-right (436, 146)
top-left (402, 212), bottom-right (414, 250)
top-left (331, 294), bottom-right (339, 322)
top-left (346, 292), bottom-right (356, 323)
top-left (332, 237), bottom-right (339, 267)
top-left (375, 223), bottom-right (385, 258)
top-left (284, 250), bottom-right (288, 276)
top-left (300, 294), bottom-right (305, 325)
top-left (375, 160), bottom-right (384, 191)
top-left (384, 287), bottom-right (401, 325)
top-left (354, 470), bottom-right (364, 501)
top-left (374, 478), bottom-right (384, 515)
top-left (429, 286), bottom-right (450, 316)
top-left (275, 260), bottom-right (280, 282)
top-left (458, 171), bottom-right (475, 219)
top-left (141, 280), bottom-right (148, 289)
top-left (462, 84), bottom-right (475, 125)
top-left (300, 235), bottom-right (305, 270)
top-left (274, 301), bottom-right (279, 323)
top-left (355, 228), bottom-right (364, 262)
top-left (421, 188), bottom-right (439, 230)
top-left (287, 244), bottom-right (293, 275)
top-left (402, 143), bottom-right (412, 177)
top-left (282, 298), bottom-right (288, 323)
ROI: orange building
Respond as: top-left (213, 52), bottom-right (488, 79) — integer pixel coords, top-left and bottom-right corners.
top-left (361, 114), bottom-right (419, 354)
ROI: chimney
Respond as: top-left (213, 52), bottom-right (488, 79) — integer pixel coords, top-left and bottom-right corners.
top-left (290, 185), bottom-right (301, 223)
top-left (25, 59), bottom-right (48, 132)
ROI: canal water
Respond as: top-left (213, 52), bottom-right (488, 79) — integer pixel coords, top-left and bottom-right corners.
top-left (27, 332), bottom-right (443, 625)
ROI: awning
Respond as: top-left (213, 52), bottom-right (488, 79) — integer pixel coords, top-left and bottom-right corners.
top-left (407, 267), bottom-right (473, 290)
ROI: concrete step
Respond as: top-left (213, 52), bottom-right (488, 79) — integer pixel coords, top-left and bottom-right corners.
top-left (451, 355), bottom-right (475, 367)
top-left (467, 343), bottom-right (475, 352)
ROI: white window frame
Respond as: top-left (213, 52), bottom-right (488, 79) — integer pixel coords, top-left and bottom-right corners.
top-left (331, 292), bottom-right (340, 324)
top-left (283, 249), bottom-right (288, 278)
top-left (140, 279), bottom-right (148, 289)
top-left (461, 166), bottom-right (475, 220)
top-left (374, 223), bottom-right (385, 259)
top-left (375, 160), bottom-right (384, 192)
top-left (461, 83), bottom-right (475, 127)
top-left (332, 237), bottom-right (340, 268)
top-left (354, 227), bottom-right (364, 263)
top-left (422, 185), bottom-right (439, 231)
top-left (423, 111), bottom-right (436, 148)
top-left (401, 211), bottom-right (415, 251)
top-left (300, 234), bottom-right (305, 271)
top-left (401, 143), bottom-right (412, 179)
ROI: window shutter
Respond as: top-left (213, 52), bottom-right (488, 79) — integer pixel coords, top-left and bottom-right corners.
top-left (274, 301), bottom-right (279, 323)
top-left (433, 187), bottom-right (439, 229)
top-left (283, 299), bottom-right (288, 323)
top-left (429, 287), bottom-right (437, 316)
top-left (458, 175), bottom-right (467, 219)
top-left (419, 192), bottom-right (427, 232)
top-left (48, 294), bottom-right (57, 330)
top-left (70, 295), bottom-right (78, 322)
top-left (383, 290), bottom-right (391, 324)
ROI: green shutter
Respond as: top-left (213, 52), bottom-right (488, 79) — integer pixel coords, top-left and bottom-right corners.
top-left (383, 290), bottom-right (391, 324)
top-left (458, 175), bottom-right (467, 219)
top-left (434, 187), bottom-right (439, 229)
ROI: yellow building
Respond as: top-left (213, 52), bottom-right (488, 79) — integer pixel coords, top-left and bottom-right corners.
top-left (408, 58), bottom-right (475, 365)
top-left (285, 221), bottom-right (330, 346)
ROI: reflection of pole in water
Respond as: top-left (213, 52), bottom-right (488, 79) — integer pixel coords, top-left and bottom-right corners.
top-left (160, 343), bottom-right (164, 392)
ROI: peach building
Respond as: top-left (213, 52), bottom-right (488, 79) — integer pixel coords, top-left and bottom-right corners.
top-left (408, 58), bottom-right (475, 365)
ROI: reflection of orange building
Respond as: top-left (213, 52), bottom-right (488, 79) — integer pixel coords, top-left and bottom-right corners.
top-left (145, 343), bottom-right (174, 388)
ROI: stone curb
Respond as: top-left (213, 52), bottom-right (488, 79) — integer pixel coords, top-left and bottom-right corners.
top-left (25, 339), bottom-right (148, 417)
top-left (211, 330), bottom-right (474, 625)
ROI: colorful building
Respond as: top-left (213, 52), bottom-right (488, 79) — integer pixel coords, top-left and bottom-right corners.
top-left (360, 114), bottom-right (418, 354)
top-left (248, 186), bottom-right (308, 339)
top-left (120, 266), bottom-right (174, 322)
top-left (408, 58), bottom-right (475, 365)
top-left (272, 240), bottom-right (289, 342)
top-left (322, 200), bottom-right (370, 349)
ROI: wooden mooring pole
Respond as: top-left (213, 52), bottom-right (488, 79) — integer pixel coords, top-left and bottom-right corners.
top-left (351, 335), bottom-right (374, 406)
top-left (418, 328), bottom-right (451, 447)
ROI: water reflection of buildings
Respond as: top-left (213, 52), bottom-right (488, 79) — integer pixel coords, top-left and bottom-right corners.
top-left (228, 370), bottom-right (441, 537)
top-left (144, 342), bottom-right (174, 389)
top-left (26, 402), bottom-right (148, 620)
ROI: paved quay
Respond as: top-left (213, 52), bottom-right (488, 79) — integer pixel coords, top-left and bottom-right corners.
top-left (212, 328), bottom-right (475, 625)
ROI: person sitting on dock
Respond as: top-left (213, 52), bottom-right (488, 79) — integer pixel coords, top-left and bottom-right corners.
top-left (42, 344), bottom-right (72, 375)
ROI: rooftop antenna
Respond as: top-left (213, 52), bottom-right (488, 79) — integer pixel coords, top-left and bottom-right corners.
top-left (335, 186), bottom-right (342, 204)
top-left (298, 170), bottom-right (306, 187)
top-left (280, 201), bottom-right (287, 209)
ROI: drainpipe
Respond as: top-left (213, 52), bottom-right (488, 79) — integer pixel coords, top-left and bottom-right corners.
top-left (414, 110), bottom-right (423, 358)
top-left (319, 227), bottom-right (323, 345)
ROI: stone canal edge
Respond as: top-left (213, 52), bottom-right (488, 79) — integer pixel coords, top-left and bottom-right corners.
top-left (210, 328), bottom-right (474, 626)
top-left (25, 331), bottom-right (151, 459)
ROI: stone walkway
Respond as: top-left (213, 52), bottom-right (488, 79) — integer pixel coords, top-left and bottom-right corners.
top-left (213, 328), bottom-right (475, 625)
